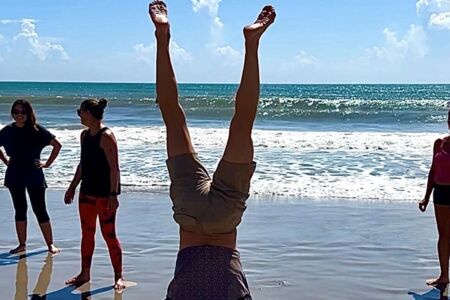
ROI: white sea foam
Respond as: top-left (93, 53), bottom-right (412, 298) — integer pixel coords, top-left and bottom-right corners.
top-left (0, 125), bottom-right (437, 202)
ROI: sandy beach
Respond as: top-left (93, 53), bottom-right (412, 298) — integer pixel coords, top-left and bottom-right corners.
top-left (0, 189), bottom-right (444, 300)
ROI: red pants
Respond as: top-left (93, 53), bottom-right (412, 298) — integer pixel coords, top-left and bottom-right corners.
top-left (78, 193), bottom-right (122, 276)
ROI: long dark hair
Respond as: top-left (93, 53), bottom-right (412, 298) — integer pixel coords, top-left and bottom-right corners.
top-left (11, 99), bottom-right (38, 130)
top-left (80, 98), bottom-right (108, 120)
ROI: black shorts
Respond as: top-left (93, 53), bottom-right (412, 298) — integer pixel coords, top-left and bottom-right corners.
top-left (433, 184), bottom-right (450, 205)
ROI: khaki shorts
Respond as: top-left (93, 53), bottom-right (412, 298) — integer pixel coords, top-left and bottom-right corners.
top-left (166, 154), bottom-right (256, 234)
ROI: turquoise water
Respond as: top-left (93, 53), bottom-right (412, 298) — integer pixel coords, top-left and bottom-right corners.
top-left (0, 82), bottom-right (449, 200)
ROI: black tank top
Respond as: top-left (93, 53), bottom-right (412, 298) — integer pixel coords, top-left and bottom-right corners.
top-left (80, 127), bottom-right (114, 197)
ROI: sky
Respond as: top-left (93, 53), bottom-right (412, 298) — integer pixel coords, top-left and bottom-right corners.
top-left (0, 0), bottom-right (450, 84)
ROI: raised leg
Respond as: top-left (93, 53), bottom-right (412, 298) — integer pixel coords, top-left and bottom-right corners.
top-left (149, 0), bottom-right (195, 158)
top-left (222, 6), bottom-right (276, 164)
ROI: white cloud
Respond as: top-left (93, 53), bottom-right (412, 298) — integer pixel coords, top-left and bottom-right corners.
top-left (212, 45), bottom-right (241, 61)
top-left (191, 0), bottom-right (223, 29)
top-left (0, 32), bottom-right (7, 63)
top-left (0, 19), bottom-right (21, 24)
top-left (429, 11), bottom-right (450, 29)
top-left (365, 25), bottom-right (428, 62)
top-left (171, 41), bottom-right (192, 62)
top-left (416, 0), bottom-right (429, 13)
top-left (12, 19), bottom-right (69, 61)
top-left (14, 19), bottom-right (39, 40)
top-left (133, 43), bottom-right (154, 64)
top-left (416, 0), bottom-right (450, 30)
top-left (192, 0), bottom-right (221, 15)
top-left (213, 17), bottom-right (223, 29)
top-left (295, 51), bottom-right (319, 66)
top-left (133, 41), bottom-right (192, 64)
top-left (416, 0), bottom-right (450, 14)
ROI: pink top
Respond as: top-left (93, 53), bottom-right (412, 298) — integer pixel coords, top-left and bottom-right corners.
top-left (434, 138), bottom-right (450, 184)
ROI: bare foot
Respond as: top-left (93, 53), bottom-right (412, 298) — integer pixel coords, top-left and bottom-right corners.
top-left (149, 1), bottom-right (169, 29)
top-left (149, 0), bottom-right (170, 106)
top-left (114, 277), bottom-right (126, 294)
top-left (9, 244), bottom-right (26, 254)
top-left (426, 277), bottom-right (449, 286)
top-left (244, 5), bottom-right (276, 42)
top-left (48, 244), bottom-right (60, 254)
top-left (65, 274), bottom-right (90, 287)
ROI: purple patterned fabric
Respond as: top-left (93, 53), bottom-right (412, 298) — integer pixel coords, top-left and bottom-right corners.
top-left (166, 245), bottom-right (251, 300)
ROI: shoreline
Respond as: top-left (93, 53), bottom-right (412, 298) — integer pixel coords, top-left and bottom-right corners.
top-left (0, 189), bottom-right (443, 299)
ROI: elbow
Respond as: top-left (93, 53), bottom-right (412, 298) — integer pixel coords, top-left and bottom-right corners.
top-left (54, 140), bottom-right (62, 151)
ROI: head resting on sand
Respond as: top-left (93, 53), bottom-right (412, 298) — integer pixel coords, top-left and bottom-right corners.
top-left (80, 98), bottom-right (108, 120)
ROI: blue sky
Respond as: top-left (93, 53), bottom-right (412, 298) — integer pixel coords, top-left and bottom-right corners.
top-left (0, 0), bottom-right (449, 83)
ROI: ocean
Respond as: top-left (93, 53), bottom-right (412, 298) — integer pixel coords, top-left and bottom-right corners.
top-left (0, 82), bottom-right (449, 202)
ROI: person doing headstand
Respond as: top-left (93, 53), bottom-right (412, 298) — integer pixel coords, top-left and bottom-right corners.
top-left (149, 1), bottom-right (275, 299)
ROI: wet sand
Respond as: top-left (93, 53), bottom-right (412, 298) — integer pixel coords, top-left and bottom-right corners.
top-left (0, 189), bottom-right (444, 299)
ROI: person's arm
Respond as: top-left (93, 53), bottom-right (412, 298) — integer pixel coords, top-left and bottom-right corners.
top-left (64, 131), bottom-right (85, 205)
top-left (419, 138), bottom-right (441, 212)
top-left (100, 129), bottom-right (120, 210)
top-left (41, 138), bottom-right (61, 168)
top-left (0, 149), bottom-right (9, 166)
top-left (0, 128), bottom-right (8, 166)
top-left (64, 163), bottom-right (82, 204)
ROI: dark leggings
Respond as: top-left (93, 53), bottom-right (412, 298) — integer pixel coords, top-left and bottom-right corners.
top-left (8, 186), bottom-right (50, 223)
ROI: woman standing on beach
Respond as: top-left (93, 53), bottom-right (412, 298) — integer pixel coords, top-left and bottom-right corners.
top-left (63, 98), bottom-right (125, 292)
top-left (0, 99), bottom-right (61, 254)
top-left (149, 1), bottom-right (275, 299)
top-left (419, 109), bottom-right (450, 286)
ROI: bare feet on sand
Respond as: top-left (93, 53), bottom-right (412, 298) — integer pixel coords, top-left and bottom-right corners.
top-left (244, 5), bottom-right (276, 42)
top-left (426, 277), bottom-right (449, 286)
top-left (65, 273), bottom-right (90, 287)
top-left (9, 244), bottom-right (26, 254)
top-left (114, 277), bottom-right (126, 294)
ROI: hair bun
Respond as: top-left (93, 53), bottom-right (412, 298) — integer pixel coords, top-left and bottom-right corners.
top-left (98, 98), bottom-right (108, 109)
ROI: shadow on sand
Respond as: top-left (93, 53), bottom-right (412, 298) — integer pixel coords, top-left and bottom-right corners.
top-left (0, 249), bottom-right (48, 266)
top-left (30, 284), bottom-right (117, 300)
top-left (10, 251), bottom-right (119, 300)
top-left (409, 284), bottom-right (449, 300)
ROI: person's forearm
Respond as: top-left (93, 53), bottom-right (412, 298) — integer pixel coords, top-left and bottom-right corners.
top-left (45, 145), bottom-right (61, 167)
top-left (69, 164), bottom-right (82, 190)
top-left (0, 150), bottom-right (8, 165)
top-left (110, 168), bottom-right (119, 194)
top-left (102, 135), bottom-right (120, 195)
top-left (424, 167), bottom-right (435, 200)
